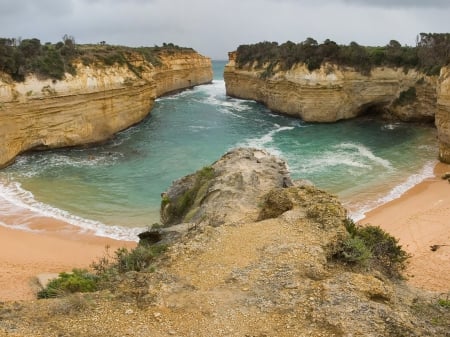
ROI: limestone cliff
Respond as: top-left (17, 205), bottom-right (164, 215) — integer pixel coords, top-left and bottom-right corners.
top-left (224, 53), bottom-right (436, 123)
top-left (437, 66), bottom-right (450, 162)
top-left (0, 51), bottom-right (212, 168)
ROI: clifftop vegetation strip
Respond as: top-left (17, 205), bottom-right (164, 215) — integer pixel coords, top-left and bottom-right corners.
top-left (0, 35), bottom-right (195, 81)
top-left (235, 33), bottom-right (450, 76)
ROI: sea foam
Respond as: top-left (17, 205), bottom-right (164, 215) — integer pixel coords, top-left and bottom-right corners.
top-left (0, 179), bottom-right (143, 241)
top-left (348, 160), bottom-right (437, 221)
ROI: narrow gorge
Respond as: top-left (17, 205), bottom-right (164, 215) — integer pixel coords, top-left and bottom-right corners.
top-left (224, 52), bottom-right (450, 163)
top-left (0, 49), bottom-right (212, 168)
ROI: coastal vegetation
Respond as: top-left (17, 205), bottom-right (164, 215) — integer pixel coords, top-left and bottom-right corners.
top-left (37, 269), bottom-right (98, 299)
top-left (334, 219), bottom-right (410, 278)
top-left (235, 33), bottom-right (450, 76)
top-left (37, 241), bottom-right (167, 299)
top-left (161, 166), bottom-right (215, 224)
top-left (0, 35), bottom-right (194, 81)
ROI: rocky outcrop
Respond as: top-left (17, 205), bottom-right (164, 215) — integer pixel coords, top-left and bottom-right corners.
top-left (437, 66), bottom-right (450, 163)
top-left (160, 148), bottom-right (295, 227)
top-left (155, 148), bottom-right (448, 336)
top-left (0, 51), bottom-right (212, 168)
top-left (3, 148), bottom-right (448, 337)
top-left (224, 54), bottom-right (436, 123)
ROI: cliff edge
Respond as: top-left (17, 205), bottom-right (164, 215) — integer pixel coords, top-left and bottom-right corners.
top-left (224, 52), bottom-right (450, 163)
top-left (2, 148), bottom-right (447, 337)
top-left (437, 66), bottom-right (450, 162)
top-left (0, 49), bottom-right (212, 168)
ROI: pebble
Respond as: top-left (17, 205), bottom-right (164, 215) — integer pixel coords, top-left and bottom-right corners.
top-left (125, 309), bottom-right (134, 315)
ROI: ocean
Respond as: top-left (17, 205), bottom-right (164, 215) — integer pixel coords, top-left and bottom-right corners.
top-left (0, 60), bottom-right (438, 241)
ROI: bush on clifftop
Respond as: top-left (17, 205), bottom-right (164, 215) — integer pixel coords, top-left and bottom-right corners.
top-left (235, 33), bottom-right (450, 76)
top-left (0, 35), bottom-right (195, 81)
top-left (37, 269), bottom-right (98, 299)
top-left (334, 219), bottom-right (410, 278)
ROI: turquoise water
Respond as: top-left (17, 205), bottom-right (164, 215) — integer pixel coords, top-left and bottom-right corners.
top-left (0, 61), bottom-right (438, 240)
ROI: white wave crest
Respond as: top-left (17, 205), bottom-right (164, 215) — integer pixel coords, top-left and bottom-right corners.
top-left (348, 160), bottom-right (437, 221)
top-left (298, 154), bottom-right (371, 174)
top-left (336, 143), bottom-right (392, 169)
top-left (0, 180), bottom-right (143, 241)
top-left (13, 152), bottom-right (121, 178)
top-left (237, 126), bottom-right (294, 157)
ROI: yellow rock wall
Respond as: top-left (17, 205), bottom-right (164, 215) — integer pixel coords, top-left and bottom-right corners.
top-left (224, 57), bottom-right (436, 123)
top-left (0, 52), bottom-right (212, 168)
top-left (437, 66), bottom-right (450, 163)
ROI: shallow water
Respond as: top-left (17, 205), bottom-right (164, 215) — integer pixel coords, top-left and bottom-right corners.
top-left (0, 61), bottom-right (438, 240)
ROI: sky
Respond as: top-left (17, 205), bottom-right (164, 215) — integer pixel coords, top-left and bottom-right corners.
top-left (1, 0), bottom-right (450, 60)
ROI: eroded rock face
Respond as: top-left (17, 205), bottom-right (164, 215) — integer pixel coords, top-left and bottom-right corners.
top-left (224, 57), bottom-right (436, 123)
top-left (0, 51), bottom-right (212, 168)
top-left (161, 148), bottom-right (295, 227)
top-left (437, 66), bottom-right (450, 163)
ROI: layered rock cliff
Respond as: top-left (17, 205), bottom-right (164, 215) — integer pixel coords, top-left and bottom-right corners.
top-left (0, 51), bottom-right (212, 168)
top-left (437, 66), bottom-right (450, 162)
top-left (224, 53), bottom-right (436, 123)
top-left (2, 148), bottom-right (448, 336)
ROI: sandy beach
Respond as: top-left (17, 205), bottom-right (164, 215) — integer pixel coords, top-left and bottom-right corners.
top-left (1, 163), bottom-right (449, 302)
top-left (0, 218), bottom-right (135, 302)
top-left (362, 162), bottom-right (450, 293)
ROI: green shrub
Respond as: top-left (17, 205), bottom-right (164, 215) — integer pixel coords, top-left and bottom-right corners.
top-left (114, 244), bottom-right (167, 273)
top-left (234, 33), bottom-right (450, 75)
top-left (0, 36), bottom-right (193, 81)
top-left (339, 236), bottom-right (373, 266)
top-left (37, 269), bottom-right (98, 299)
top-left (334, 219), bottom-right (410, 277)
top-left (91, 243), bottom-right (168, 277)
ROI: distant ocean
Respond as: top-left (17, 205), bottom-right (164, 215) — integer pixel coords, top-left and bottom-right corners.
top-left (0, 60), bottom-right (438, 241)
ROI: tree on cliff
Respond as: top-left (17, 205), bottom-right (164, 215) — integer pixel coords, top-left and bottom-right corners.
top-left (417, 33), bottom-right (450, 74)
top-left (234, 33), bottom-right (450, 76)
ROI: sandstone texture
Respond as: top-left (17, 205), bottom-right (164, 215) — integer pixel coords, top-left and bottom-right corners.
top-left (437, 66), bottom-right (450, 162)
top-left (0, 51), bottom-right (212, 168)
top-left (224, 54), bottom-right (436, 123)
top-left (2, 148), bottom-right (448, 336)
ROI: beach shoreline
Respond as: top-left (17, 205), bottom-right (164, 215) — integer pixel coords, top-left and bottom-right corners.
top-left (0, 219), bottom-right (135, 302)
top-left (1, 162), bottom-right (449, 302)
top-left (361, 162), bottom-right (450, 293)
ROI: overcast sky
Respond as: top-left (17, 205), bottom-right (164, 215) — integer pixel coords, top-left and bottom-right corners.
top-left (1, 0), bottom-right (449, 59)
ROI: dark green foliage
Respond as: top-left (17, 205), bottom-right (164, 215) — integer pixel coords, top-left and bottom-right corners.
top-left (234, 33), bottom-right (450, 77)
top-left (91, 243), bottom-right (167, 277)
top-left (335, 219), bottom-right (410, 278)
top-left (0, 36), bottom-right (195, 81)
top-left (114, 244), bottom-right (168, 273)
top-left (37, 269), bottom-right (98, 299)
top-left (394, 87), bottom-right (417, 106)
top-left (339, 236), bottom-right (373, 266)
